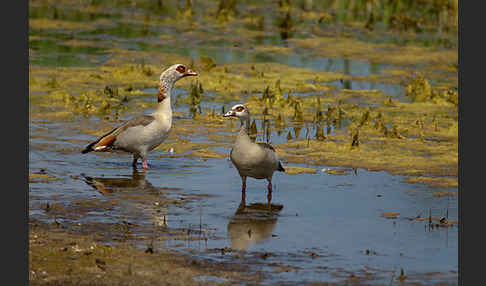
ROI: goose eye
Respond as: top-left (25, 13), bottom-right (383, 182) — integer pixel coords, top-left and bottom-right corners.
top-left (235, 106), bottom-right (244, 112)
top-left (176, 65), bottom-right (186, 73)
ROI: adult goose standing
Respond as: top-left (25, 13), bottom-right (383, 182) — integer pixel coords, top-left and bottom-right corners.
top-left (81, 64), bottom-right (197, 169)
top-left (223, 104), bottom-right (285, 202)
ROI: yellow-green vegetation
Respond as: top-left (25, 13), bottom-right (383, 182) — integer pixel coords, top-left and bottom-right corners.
top-left (404, 176), bottom-right (458, 188)
top-left (288, 36), bottom-right (458, 88)
top-left (382, 212), bottom-right (400, 219)
top-left (29, 173), bottom-right (62, 183)
top-left (191, 62), bottom-right (347, 96)
top-left (156, 139), bottom-right (225, 155)
top-left (288, 36), bottom-right (457, 66)
top-left (29, 52), bottom-right (458, 189)
top-left (234, 72), bottom-right (457, 188)
top-left (283, 166), bottom-right (317, 175)
top-left (322, 168), bottom-right (348, 175)
top-left (432, 190), bottom-right (458, 197)
top-left (29, 18), bottom-right (96, 30)
top-left (405, 73), bottom-right (458, 105)
top-left (415, 216), bottom-right (458, 227)
top-left (185, 148), bottom-right (228, 159)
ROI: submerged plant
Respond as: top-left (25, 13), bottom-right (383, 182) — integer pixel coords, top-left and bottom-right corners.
top-left (200, 56), bottom-right (217, 72)
top-left (406, 73), bottom-right (432, 102)
top-left (350, 129), bottom-right (360, 148)
top-left (293, 100), bottom-right (304, 122)
top-left (286, 130), bottom-right (293, 141)
top-left (359, 108), bottom-right (371, 127)
top-left (47, 76), bottom-right (60, 89)
top-left (189, 80), bottom-right (203, 118)
top-left (276, 10), bottom-right (293, 39)
top-left (216, 0), bottom-right (238, 23)
top-left (315, 125), bottom-right (326, 141)
top-left (249, 120), bottom-right (258, 142)
top-left (313, 97), bottom-right (324, 123)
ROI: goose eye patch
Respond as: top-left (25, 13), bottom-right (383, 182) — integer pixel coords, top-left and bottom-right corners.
top-left (176, 65), bottom-right (186, 73)
top-left (235, 106), bottom-right (245, 112)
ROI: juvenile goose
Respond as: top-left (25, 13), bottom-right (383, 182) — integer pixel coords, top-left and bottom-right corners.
top-left (223, 104), bottom-right (285, 200)
top-left (81, 64), bottom-right (197, 169)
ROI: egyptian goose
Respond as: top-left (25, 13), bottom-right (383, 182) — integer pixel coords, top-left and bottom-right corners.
top-left (81, 64), bottom-right (197, 169)
top-left (223, 104), bottom-right (285, 201)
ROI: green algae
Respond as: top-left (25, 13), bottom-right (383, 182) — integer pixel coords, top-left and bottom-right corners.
top-left (190, 62), bottom-right (347, 98)
top-left (404, 176), bottom-right (458, 189)
top-left (30, 70), bottom-right (458, 189)
top-left (29, 173), bottom-right (62, 183)
top-left (432, 190), bottom-right (458, 197)
top-left (185, 148), bottom-right (228, 159)
top-left (281, 134), bottom-right (456, 176)
top-left (405, 73), bottom-right (458, 105)
top-left (322, 168), bottom-right (348, 176)
top-left (283, 166), bottom-right (317, 175)
top-left (288, 35), bottom-right (456, 65)
top-left (29, 18), bottom-right (96, 31)
top-left (275, 99), bottom-right (458, 186)
top-left (381, 212), bottom-right (400, 219)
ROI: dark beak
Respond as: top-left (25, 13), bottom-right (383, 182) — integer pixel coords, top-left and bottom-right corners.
top-left (223, 110), bottom-right (235, 117)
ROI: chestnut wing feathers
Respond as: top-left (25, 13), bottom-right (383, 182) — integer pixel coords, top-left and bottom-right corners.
top-left (81, 115), bottom-right (155, 153)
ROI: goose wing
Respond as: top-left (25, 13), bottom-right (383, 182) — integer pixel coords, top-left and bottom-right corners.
top-left (81, 115), bottom-right (155, 153)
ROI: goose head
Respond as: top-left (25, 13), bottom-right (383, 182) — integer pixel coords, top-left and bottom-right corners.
top-left (160, 64), bottom-right (198, 84)
top-left (223, 104), bottom-right (250, 122)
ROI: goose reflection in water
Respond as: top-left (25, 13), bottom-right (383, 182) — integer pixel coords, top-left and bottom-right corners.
top-left (82, 168), bottom-right (159, 195)
top-left (227, 197), bottom-right (283, 251)
top-left (82, 168), bottom-right (168, 227)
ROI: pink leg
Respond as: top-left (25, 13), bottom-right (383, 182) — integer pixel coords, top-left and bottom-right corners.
top-left (267, 181), bottom-right (272, 207)
top-left (242, 181), bottom-right (247, 200)
top-left (241, 177), bottom-right (247, 201)
top-left (142, 160), bottom-right (149, 169)
top-left (132, 157), bottom-right (138, 168)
